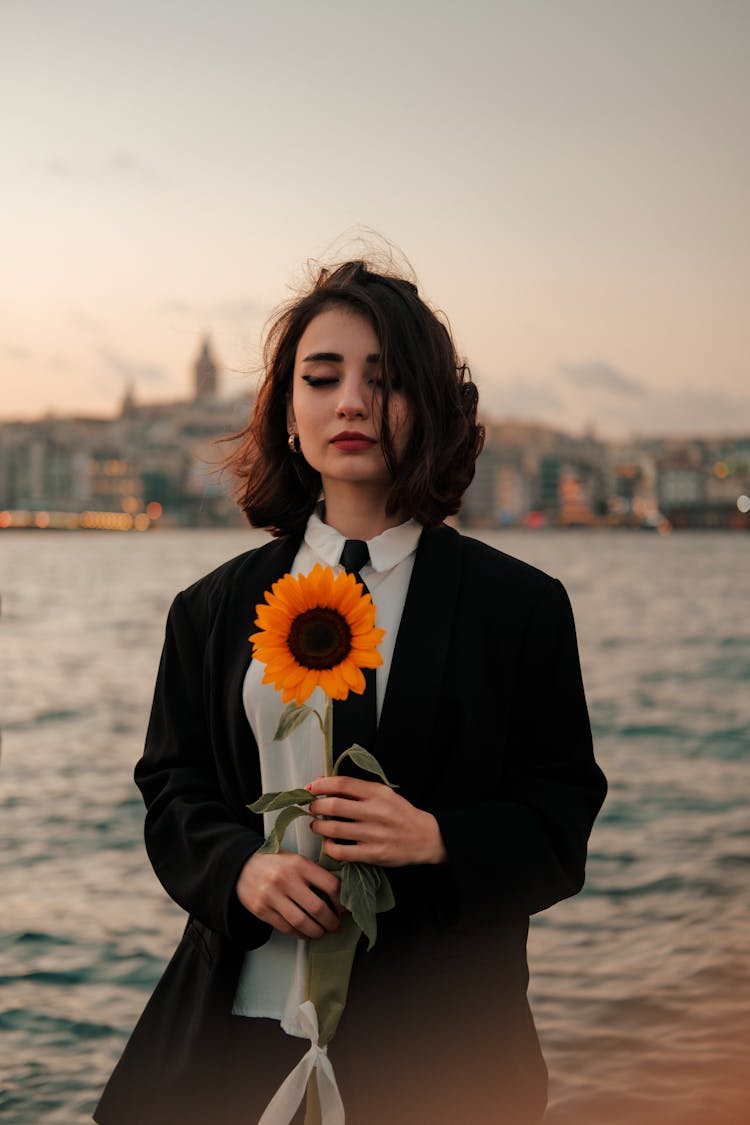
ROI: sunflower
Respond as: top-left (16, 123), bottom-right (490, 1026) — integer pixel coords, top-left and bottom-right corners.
top-left (249, 563), bottom-right (385, 706)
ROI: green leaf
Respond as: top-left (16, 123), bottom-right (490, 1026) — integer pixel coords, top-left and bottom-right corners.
top-left (258, 805), bottom-right (313, 854)
top-left (332, 746), bottom-right (399, 788)
top-left (249, 789), bottom-right (314, 813)
top-left (274, 702), bottom-right (314, 741)
top-left (375, 869), bottom-right (395, 913)
top-left (340, 862), bottom-right (381, 950)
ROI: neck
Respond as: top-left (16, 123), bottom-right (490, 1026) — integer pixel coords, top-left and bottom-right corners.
top-left (321, 481), bottom-right (405, 541)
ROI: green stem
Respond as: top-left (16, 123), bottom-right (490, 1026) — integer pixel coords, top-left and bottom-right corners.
top-left (316, 697), bottom-right (337, 875)
top-left (323, 696), bottom-right (333, 778)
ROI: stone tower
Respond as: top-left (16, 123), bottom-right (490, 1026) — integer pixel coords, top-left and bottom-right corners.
top-left (194, 337), bottom-right (218, 400)
top-left (120, 379), bottom-right (137, 417)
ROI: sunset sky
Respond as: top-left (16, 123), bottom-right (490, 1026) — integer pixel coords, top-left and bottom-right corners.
top-left (3, 0), bottom-right (748, 438)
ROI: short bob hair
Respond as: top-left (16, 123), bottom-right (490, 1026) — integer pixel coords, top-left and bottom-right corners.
top-left (226, 260), bottom-right (484, 536)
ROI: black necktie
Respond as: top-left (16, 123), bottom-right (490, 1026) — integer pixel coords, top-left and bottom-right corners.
top-left (332, 540), bottom-right (378, 765)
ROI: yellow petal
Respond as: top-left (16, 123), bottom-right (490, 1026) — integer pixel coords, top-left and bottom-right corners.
top-left (295, 569), bottom-right (315, 607)
top-left (349, 631), bottom-right (385, 651)
top-left (264, 661), bottom-right (300, 685)
top-left (350, 648), bottom-right (384, 669)
top-left (285, 598), bottom-right (308, 623)
top-left (272, 576), bottom-right (306, 615)
top-left (255, 604), bottom-right (293, 632)
top-left (345, 598), bottom-right (376, 629)
top-left (317, 565), bottom-right (335, 606)
top-left (297, 668), bottom-right (319, 704)
top-left (255, 642), bottom-right (293, 661)
top-left (339, 660), bottom-right (366, 693)
top-left (318, 668), bottom-right (347, 699)
top-left (281, 663), bottom-right (309, 687)
top-left (332, 581), bottom-right (363, 617)
top-left (350, 627), bottom-right (385, 648)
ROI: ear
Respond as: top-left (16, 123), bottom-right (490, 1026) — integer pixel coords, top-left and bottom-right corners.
top-left (286, 395), bottom-right (296, 434)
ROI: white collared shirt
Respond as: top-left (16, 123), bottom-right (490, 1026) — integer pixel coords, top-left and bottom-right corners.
top-left (232, 511), bottom-right (422, 1033)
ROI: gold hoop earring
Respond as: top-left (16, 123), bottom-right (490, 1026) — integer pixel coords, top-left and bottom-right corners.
top-left (288, 432), bottom-right (301, 454)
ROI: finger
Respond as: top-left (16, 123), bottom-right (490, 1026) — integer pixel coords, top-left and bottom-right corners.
top-left (283, 899), bottom-right (334, 940)
top-left (323, 839), bottom-right (392, 866)
top-left (275, 855), bottom-right (346, 914)
top-left (310, 817), bottom-right (369, 842)
top-left (296, 858), bottom-right (343, 904)
top-left (308, 796), bottom-right (364, 818)
top-left (307, 776), bottom-right (381, 799)
top-left (294, 886), bottom-right (342, 933)
top-left (266, 906), bottom-right (308, 941)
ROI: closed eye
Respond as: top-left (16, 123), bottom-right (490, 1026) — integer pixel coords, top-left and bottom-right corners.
top-left (302, 375), bottom-right (338, 388)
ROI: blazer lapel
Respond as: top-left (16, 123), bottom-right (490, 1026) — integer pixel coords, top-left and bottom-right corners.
top-left (375, 523), bottom-right (463, 790)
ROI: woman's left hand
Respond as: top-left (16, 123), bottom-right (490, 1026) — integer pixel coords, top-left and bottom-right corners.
top-left (307, 776), bottom-right (448, 867)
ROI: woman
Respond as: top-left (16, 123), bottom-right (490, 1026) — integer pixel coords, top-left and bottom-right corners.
top-left (95, 260), bottom-right (607, 1124)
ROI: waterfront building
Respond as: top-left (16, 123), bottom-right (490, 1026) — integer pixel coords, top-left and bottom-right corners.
top-left (1, 348), bottom-right (748, 530)
top-left (0, 338), bottom-right (254, 528)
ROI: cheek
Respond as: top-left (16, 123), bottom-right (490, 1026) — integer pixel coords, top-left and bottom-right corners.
top-left (290, 388), bottom-right (318, 438)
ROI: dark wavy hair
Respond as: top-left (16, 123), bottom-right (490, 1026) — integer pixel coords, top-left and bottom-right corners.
top-left (225, 260), bottom-right (485, 535)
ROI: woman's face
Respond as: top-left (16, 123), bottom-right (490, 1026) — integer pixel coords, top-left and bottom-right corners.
top-left (288, 305), bottom-right (412, 497)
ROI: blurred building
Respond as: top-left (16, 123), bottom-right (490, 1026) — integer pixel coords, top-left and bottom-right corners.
top-left (463, 420), bottom-right (608, 528)
top-left (0, 338), bottom-right (254, 528)
top-left (1, 350), bottom-right (748, 529)
top-left (194, 338), bottom-right (219, 400)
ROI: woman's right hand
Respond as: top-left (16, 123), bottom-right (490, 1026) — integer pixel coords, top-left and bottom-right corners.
top-left (235, 851), bottom-right (345, 940)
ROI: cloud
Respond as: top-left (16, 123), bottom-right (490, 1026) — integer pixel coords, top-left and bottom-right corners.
top-left (212, 299), bottom-right (269, 321)
top-left (105, 153), bottom-right (159, 181)
top-left (161, 299), bottom-right (193, 315)
top-left (574, 384), bottom-right (750, 437)
top-left (46, 153), bottom-right (160, 183)
top-left (160, 297), bottom-right (269, 322)
top-left (476, 375), bottom-right (562, 418)
top-left (628, 388), bottom-right (750, 435)
top-left (560, 360), bottom-right (645, 397)
top-left (99, 347), bottom-right (167, 385)
top-left (69, 310), bottom-right (104, 333)
top-left (4, 345), bottom-right (31, 361)
top-left (478, 364), bottom-right (750, 438)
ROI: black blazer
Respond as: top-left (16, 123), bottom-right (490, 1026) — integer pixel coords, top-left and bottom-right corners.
top-left (95, 524), bottom-right (606, 1125)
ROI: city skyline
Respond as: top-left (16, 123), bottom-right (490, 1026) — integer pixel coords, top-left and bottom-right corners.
top-left (3, 1), bottom-right (749, 438)
top-left (4, 330), bottom-right (749, 448)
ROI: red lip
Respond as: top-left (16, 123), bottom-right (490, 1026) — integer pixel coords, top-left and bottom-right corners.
top-left (330, 431), bottom-right (377, 451)
top-left (331, 431), bottom-right (376, 443)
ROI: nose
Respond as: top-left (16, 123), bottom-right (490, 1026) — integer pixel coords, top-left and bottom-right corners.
top-left (335, 373), bottom-right (370, 419)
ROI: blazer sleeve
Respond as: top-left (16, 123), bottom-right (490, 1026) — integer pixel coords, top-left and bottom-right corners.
top-left (134, 591), bottom-right (271, 949)
top-left (432, 576), bottom-right (607, 921)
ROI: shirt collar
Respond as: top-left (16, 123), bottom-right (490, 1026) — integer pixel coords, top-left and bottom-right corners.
top-left (304, 510), bottom-right (422, 573)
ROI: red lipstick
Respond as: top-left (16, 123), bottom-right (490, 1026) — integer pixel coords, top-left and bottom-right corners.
top-left (330, 431), bottom-right (377, 452)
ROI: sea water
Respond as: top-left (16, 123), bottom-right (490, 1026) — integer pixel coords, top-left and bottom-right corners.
top-left (1, 529), bottom-right (748, 1124)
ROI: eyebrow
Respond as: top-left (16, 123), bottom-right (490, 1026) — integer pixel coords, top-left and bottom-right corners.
top-left (301, 351), bottom-right (380, 363)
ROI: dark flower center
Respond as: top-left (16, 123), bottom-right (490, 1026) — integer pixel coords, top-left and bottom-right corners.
top-left (288, 608), bottom-right (352, 670)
